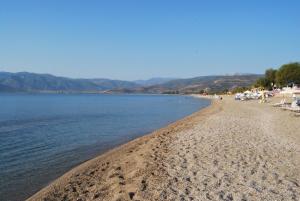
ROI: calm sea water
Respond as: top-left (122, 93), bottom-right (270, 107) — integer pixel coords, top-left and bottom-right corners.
top-left (0, 94), bottom-right (210, 201)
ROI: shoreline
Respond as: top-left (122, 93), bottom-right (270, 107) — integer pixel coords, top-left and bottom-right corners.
top-left (27, 97), bottom-right (300, 201)
top-left (27, 97), bottom-right (217, 201)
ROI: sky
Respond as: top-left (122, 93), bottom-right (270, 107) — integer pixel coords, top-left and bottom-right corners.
top-left (0, 0), bottom-right (299, 80)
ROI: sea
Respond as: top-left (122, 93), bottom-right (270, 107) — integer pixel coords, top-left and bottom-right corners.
top-left (0, 93), bottom-right (210, 201)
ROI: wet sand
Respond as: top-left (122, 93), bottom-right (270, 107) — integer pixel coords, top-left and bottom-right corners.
top-left (27, 96), bottom-right (300, 201)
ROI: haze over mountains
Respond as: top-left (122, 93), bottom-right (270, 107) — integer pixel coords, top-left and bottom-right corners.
top-left (130, 74), bottom-right (262, 94)
top-left (133, 78), bottom-right (176, 87)
top-left (0, 72), bottom-right (262, 94)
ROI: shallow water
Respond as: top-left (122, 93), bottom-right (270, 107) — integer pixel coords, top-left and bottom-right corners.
top-left (0, 93), bottom-right (210, 201)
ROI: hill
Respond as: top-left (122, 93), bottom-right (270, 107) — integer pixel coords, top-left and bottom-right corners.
top-left (122, 74), bottom-right (263, 94)
top-left (0, 72), bottom-right (262, 94)
top-left (133, 78), bottom-right (176, 86)
top-left (0, 72), bottom-right (140, 92)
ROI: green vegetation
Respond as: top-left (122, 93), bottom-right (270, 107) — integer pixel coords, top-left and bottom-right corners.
top-left (276, 63), bottom-right (300, 87)
top-left (231, 87), bottom-right (251, 94)
top-left (253, 68), bottom-right (277, 90)
top-left (254, 62), bottom-right (300, 89)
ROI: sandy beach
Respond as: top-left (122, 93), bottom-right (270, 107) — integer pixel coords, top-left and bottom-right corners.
top-left (27, 96), bottom-right (300, 201)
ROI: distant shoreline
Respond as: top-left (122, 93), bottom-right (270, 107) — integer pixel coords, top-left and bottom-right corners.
top-left (0, 91), bottom-right (183, 95)
top-left (0, 71), bottom-right (262, 94)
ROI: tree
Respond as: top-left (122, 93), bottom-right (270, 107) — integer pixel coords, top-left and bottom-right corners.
top-left (254, 68), bottom-right (277, 89)
top-left (276, 62), bottom-right (300, 87)
top-left (231, 86), bottom-right (250, 93)
top-left (265, 68), bottom-right (277, 87)
top-left (254, 77), bottom-right (268, 88)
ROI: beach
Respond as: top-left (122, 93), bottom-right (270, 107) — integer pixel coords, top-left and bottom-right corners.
top-left (27, 96), bottom-right (300, 201)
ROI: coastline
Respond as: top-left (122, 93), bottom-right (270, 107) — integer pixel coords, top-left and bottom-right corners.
top-left (27, 97), bottom-right (217, 201)
top-left (27, 96), bottom-right (300, 201)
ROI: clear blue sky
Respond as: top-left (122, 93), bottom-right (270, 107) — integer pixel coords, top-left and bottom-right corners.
top-left (1, 0), bottom-right (299, 80)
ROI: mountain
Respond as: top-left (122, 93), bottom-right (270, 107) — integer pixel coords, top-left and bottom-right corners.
top-left (133, 77), bottom-right (176, 86)
top-left (89, 78), bottom-right (139, 90)
top-left (121, 74), bottom-right (263, 94)
top-left (0, 72), bottom-right (262, 94)
top-left (0, 72), bottom-right (140, 92)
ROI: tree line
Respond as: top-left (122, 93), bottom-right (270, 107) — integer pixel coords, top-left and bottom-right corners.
top-left (254, 62), bottom-right (300, 90)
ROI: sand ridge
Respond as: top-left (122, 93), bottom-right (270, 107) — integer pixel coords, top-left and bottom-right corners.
top-left (27, 97), bottom-right (300, 201)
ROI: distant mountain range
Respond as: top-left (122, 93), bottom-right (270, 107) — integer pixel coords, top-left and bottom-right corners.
top-left (0, 72), bottom-right (172, 93)
top-left (0, 72), bottom-right (262, 94)
top-left (0, 72), bottom-right (137, 92)
top-left (133, 77), bottom-right (176, 87)
top-left (110, 74), bottom-right (263, 94)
